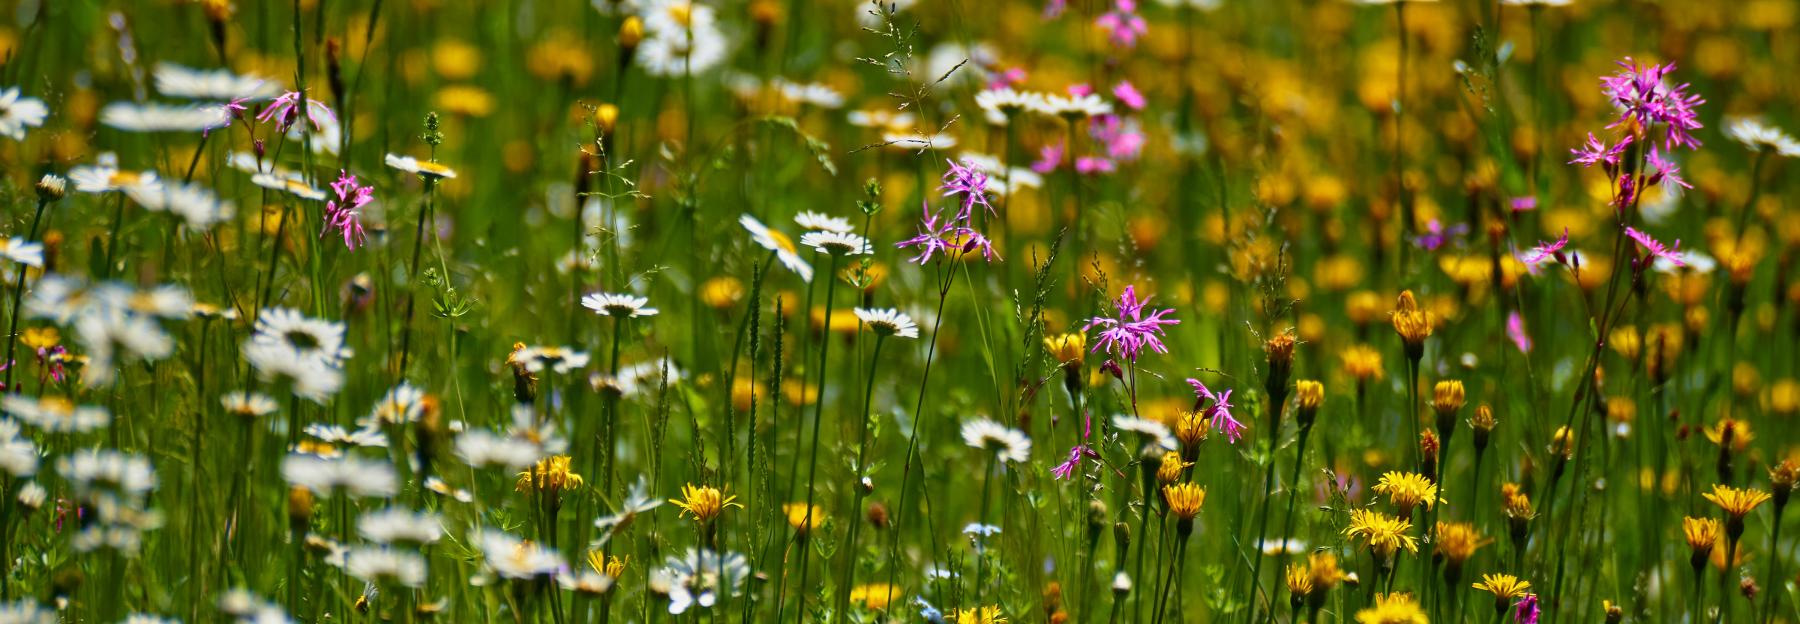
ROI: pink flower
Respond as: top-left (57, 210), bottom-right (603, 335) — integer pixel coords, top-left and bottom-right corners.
top-left (322, 170), bottom-right (373, 250)
top-left (1067, 84), bottom-right (1095, 98)
top-left (256, 90), bottom-right (336, 134)
top-left (1506, 311), bottom-right (1532, 354)
top-left (1112, 81), bottom-right (1146, 110)
top-left (941, 159), bottom-right (994, 222)
top-left (1521, 228), bottom-right (1569, 266)
top-left (1624, 226), bottom-right (1684, 268)
top-left (1084, 285), bottom-right (1179, 362)
top-left (1090, 115), bottom-right (1144, 161)
top-left (1569, 133), bottom-right (1631, 169)
top-left (1075, 157), bottom-right (1115, 175)
top-left (1031, 142), bottom-right (1064, 174)
top-left (1095, 0), bottom-right (1148, 48)
top-left (1186, 379), bottom-right (1242, 442)
top-left (1601, 57), bottom-right (1705, 151)
top-left (1646, 147), bottom-right (1692, 193)
top-left (1509, 196), bottom-right (1538, 212)
top-left (988, 67), bottom-right (1026, 91)
top-left (1051, 415), bottom-right (1100, 480)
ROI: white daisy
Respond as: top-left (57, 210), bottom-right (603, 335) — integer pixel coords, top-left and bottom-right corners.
top-left (124, 181), bottom-right (236, 229)
top-left (1111, 414), bottom-right (1178, 450)
top-left (0, 87), bottom-right (49, 141)
top-left (613, 357), bottom-right (685, 397)
top-left (0, 237), bottom-right (43, 268)
top-left (227, 151), bottom-right (301, 179)
top-left (960, 418), bottom-right (1031, 463)
top-left (0, 419), bottom-right (38, 477)
top-left (56, 449), bottom-right (157, 499)
top-left (1034, 93), bottom-right (1113, 119)
top-left (15, 481), bottom-right (47, 509)
top-left (359, 508), bottom-right (444, 546)
top-left (344, 546), bottom-right (427, 588)
top-left (582, 292), bottom-right (659, 318)
top-left (384, 153), bottom-right (458, 179)
top-left (592, 477), bottom-right (664, 545)
top-left (799, 230), bottom-right (871, 256)
top-left (879, 130), bottom-right (957, 151)
top-left (249, 307), bottom-right (350, 365)
top-left (0, 598), bottom-right (57, 623)
top-left (651, 548), bottom-right (750, 615)
top-left (69, 153), bottom-right (160, 194)
top-left (123, 615), bottom-right (183, 624)
top-left (304, 423), bottom-right (389, 448)
top-left (975, 88), bottom-right (1046, 124)
top-left (773, 79), bottom-right (844, 109)
top-left (794, 211), bottom-right (854, 233)
top-left (853, 307), bottom-right (920, 339)
top-left (511, 345), bottom-right (591, 374)
top-left (222, 391), bottom-right (279, 418)
top-left (424, 476), bottom-right (475, 503)
top-left (368, 383), bottom-right (427, 425)
top-left (454, 429), bottom-right (547, 470)
top-left (846, 109), bottom-right (914, 130)
top-left (99, 101), bottom-right (232, 133)
top-left (739, 214), bottom-right (813, 282)
top-left (475, 529), bottom-right (566, 579)
top-left (281, 453), bottom-right (398, 498)
top-left (1724, 117), bottom-right (1800, 157)
top-left (287, 111), bottom-right (342, 156)
top-left (74, 307), bottom-right (176, 388)
top-left (35, 174), bottom-right (67, 200)
top-left (2, 395), bottom-right (110, 433)
top-left (251, 172), bottom-right (327, 201)
top-left (560, 570), bottom-right (617, 595)
top-left (154, 62), bottom-right (284, 100)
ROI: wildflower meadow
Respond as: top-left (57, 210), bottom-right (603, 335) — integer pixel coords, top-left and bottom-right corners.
top-left (1, 0), bottom-right (1798, 622)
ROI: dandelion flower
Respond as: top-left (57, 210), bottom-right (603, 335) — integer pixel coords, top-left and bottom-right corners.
top-left (670, 483), bottom-right (740, 523)
top-left (1355, 593), bottom-right (1427, 624)
top-left (1344, 508), bottom-right (1419, 558)
top-left (1472, 574), bottom-right (1532, 612)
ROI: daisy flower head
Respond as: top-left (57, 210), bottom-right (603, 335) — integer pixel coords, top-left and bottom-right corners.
top-left (0, 238), bottom-right (43, 268)
top-left (251, 172), bottom-right (328, 201)
top-left (281, 453), bottom-right (398, 498)
top-left (740, 214), bottom-right (813, 282)
top-left (1724, 117), bottom-right (1800, 157)
top-left (795, 211), bottom-right (854, 233)
top-left (256, 90), bottom-right (335, 134)
top-left (475, 528), bottom-right (566, 580)
top-left (799, 230), bottom-right (871, 256)
top-left (0, 87), bottom-right (49, 140)
top-left (511, 345), bottom-right (591, 374)
top-left (1084, 285), bottom-right (1179, 363)
top-left (1112, 414), bottom-right (1178, 450)
top-left (344, 546), bottom-right (427, 588)
top-left (651, 548), bottom-right (750, 614)
top-left (35, 173), bottom-right (67, 201)
top-left (0, 419), bottom-right (39, 477)
top-left (454, 429), bottom-right (548, 470)
top-left (1036, 91), bottom-right (1114, 119)
top-left (153, 62), bottom-right (283, 100)
top-left (99, 101), bottom-right (232, 133)
top-left (384, 153), bottom-right (459, 180)
top-left (368, 383), bottom-right (428, 425)
top-left (960, 417), bottom-right (1031, 463)
top-left (853, 307), bottom-right (919, 338)
top-left (582, 292), bottom-right (659, 318)
top-left (2, 395), bottom-right (109, 433)
top-left (974, 87), bottom-right (1045, 123)
top-left (242, 308), bottom-right (350, 402)
top-left (123, 181), bottom-right (237, 229)
top-left (69, 153), bottom-right (160, 194)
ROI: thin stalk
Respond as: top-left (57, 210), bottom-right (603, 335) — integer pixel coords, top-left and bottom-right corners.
top-left (833, 335), bottom-right (887, 624)
top-left (790, 253), bottom-right (842, 624)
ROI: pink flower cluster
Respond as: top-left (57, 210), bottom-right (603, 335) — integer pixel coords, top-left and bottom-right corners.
top-left (323, 170), bottom-right (373, 251)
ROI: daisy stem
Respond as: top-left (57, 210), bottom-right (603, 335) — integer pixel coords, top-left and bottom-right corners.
top-left (833, 335), bottom-right (886, 624)
top-left (396, 179), bottom-right (436, 379)
top-left (100, 191), bottom-right (127, 280)
top-left (3, 197), bottom-right (48, 392)
top-left (973, 452), bottom-right (997, 594)
top-left (790, 253), bottom-right (841, 624)
top-left (882, 266), bottom-right (957, 618)
top-left (1134, 454), bottom-right (1153, 623)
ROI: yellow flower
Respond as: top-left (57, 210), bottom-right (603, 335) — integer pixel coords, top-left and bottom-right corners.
top-left (1307, 551), bottom-right (1344, 592)
top-left (1702, 417), bottom-right (1754, 452)
top-left (1163, 483), bottom-right (1207, 521)
top-left (1294, 380), bottom-right (1324, 413)
top-left (848, 583), bottom-right (902, 610)
top-left (670, 484), bottom-right (740, 523)
top-left (1471, 573), bottom-right (1532, 603)
top-left (1434, 521), bottom-right (1489, 566)
top-left (1703, 484), bottom-right (1773, 520)
top-left (1044, 332), bottom-right (1087, 367)
top-left (1430, 380), bottom-right (1464, 417)
top-left (1344, 509), bottom-right (1419, 558)
top-left (515, 455), bottom-right (584, 495)
top-left (1355, 592), bottom-right (1427, 624)
top-left (1373, 471), bottom-right (1439, 516)
top-left (1285, 562), bottom-right (1314, 600)
top-left (700, 276), bottom-right (745, 310)
top-left (951, 605), bottom-right (1007, 624)
top-left (1390, 290), bottom-right (1433, 359)
top-left (586, 550), bottom-right (628, 579)
top-left (19, 327), bottom-right (58, 351)
top-left (1156, 451), bottom-right (1193, 484)
top-left (1174, 410), bottom-right (1211, 451)
top-left (1342, 344), bottom-right (1385, 382)
top-left (782, 502), bottom-right (825, 533)
top-left (1683, 516), bottom-right (1721, 554)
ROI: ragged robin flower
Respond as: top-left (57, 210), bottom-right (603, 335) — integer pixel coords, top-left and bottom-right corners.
top-left (1472, 573), bottom-right (1532, 613)
top-left (1390, 290), bottom-right (1433, 361)
top-left (1683, 516), bottom-right (1721, 570)
top-left (1373, 471), bottom-right (1439, 518)
top-left (670, 483), bottom-right (740, 523)
top-left (1355, 592), bottom-right (1427, 624)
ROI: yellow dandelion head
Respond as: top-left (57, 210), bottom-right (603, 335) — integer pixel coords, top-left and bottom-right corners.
top-left (848, 583), bottom-right (903, 610)
top-left (1703, 484), bottom-right (1772, 519)
top-left (670, 483), bottom-right (739, 523)
top-left (1472, 573), bottom-right (1532, 601)
top-left (782, 502), bottom-right (825, 532)
top-left (1373, 471), bottom-right (1439, 515)
top-left (1156, 451), bottom-right (1194, 484)
top-left (1344, 509), bottom-right (1419, 558)
top-left (1162, 483), bottom-right (1207, 521)
top-left (1434, 521), bottom-right (1489, 564)
top-left (1355, 592), bottom-right (1427, 624)
top-left (515, 455), bottom-right (584, 495)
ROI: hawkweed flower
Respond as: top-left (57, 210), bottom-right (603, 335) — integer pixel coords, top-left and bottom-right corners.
top-left (1155, 451), bottom-right (1192, 484)
top-left (782, 502), bottom-right (826, 534)
top-left (1473, 574), bottom-right (1532, 614)
top-left (1294, 380), bottom-right (1323, 429)
top-left (1683, 516), bottom-right (1721, 569)
top-left (961, 418), bottom-right (1031, 463)
top-left (1345, 508), bottom-right (1419, 568)
top-left (515, 455), bottom-right (584, 501)
top-left (1285, 562), bottom-right (1314, 608)
top-left (1469, 405), bottom-right (1497, 453)
top-left (1084, 285), bottom-right (1179, 363)
top-left (1342, 344), bottom-right (1385, 383)
top-left (1502, 484), bottom-right (1536, 544)
top-left (1264, 332), bottom-right (1296, 404)
top-left (1436, 521), bottom-right (1489, 581)
top-left (1173, 410), bottom-right (1211, 456)
top-left (1162, 482), bottom-right (1206, 534)
top-left (1373, 471), bottom-right (1439, 517)
top-left (1045, 332), bottom-right (1087, 394)
top-left (848, 583), bottom-right (903, 610)
top-left (1703, 484), bottom-right (1772, 540)
top-left (1305, 551), bottom-right (1344, 609)
top-left (1769, 459), bottom-right (1798, 509)
top-left (1355, 592), bottom-right (1426, 624)
top-left (1431, 380), bottom-right (1464, 445)
top-left (1390, 290), bottom-right (1432, 361)
top-left (670, 483), bottom-right (739, 523)
top-left (949, 605), bottom-right (1006, 623)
